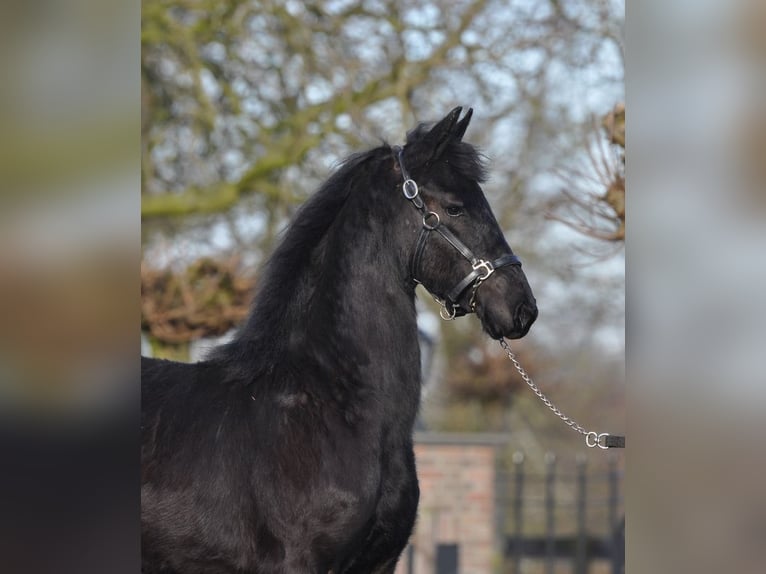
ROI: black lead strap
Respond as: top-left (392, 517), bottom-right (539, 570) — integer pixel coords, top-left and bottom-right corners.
top-left (605, 435), bottom-right (625, 448)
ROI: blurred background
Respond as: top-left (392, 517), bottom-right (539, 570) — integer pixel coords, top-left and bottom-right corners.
top-left (139, 1), bottom-right (624, 572)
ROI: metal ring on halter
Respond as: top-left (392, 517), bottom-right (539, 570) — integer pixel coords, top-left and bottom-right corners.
top-left (402, 179), bottom-right (419, 199)
top-left (423, 211), bottom-right (440, 230)
top-left (439, 303), bottom-right (456, 320)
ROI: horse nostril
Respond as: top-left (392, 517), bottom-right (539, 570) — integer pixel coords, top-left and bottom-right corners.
top-left (515, 302), bottom-right (538, 331)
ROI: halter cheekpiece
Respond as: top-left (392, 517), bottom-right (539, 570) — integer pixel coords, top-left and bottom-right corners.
top-left (392, 145), bottom-right (522, 320)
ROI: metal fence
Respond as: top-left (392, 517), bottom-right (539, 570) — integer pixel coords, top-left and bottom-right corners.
top-left (503, 452), bottom-right (624, 574)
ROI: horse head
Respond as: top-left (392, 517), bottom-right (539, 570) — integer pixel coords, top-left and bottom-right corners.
top-left (393, 107), bottom-right (537, 339)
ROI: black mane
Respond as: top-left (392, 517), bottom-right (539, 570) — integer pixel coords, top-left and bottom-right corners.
top-left (211, 145), bottom-right (396, 376)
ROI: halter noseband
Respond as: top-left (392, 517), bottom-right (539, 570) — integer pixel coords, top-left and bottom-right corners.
top-left (393, 145), bottom-right (522, 320)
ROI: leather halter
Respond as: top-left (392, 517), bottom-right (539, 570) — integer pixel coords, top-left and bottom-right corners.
top-left (393, 146), bottom-right (522, 319)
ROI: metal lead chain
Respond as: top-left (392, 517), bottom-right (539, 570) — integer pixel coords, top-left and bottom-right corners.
top-left (499, 338), bottom-right (623, 449)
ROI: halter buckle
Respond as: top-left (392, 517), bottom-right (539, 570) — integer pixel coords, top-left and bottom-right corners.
top-left (472, 259), bottom-right (494, 281)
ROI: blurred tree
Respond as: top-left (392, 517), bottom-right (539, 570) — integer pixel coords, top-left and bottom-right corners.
top-left (546, 103), bottom-right (625, 242)
top-left (142, 0), bottom-right (624, 229)
top-left (142, 0), bottom-right (497, 226)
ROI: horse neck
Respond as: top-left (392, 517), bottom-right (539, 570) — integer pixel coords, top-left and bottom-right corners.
top-left (232, 183), bottom-right (421, 386)
top-left (301, 195), bottom-right (419, 364)
top-left (292, 199), bottom-right (423, 429)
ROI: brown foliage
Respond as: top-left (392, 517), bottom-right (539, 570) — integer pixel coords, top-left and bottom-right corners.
top-left (141, 257), bottom-right (255, 344)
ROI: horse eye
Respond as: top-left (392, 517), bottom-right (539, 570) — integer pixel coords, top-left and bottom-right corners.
top-left (446, 205), bottom-right (464, 217)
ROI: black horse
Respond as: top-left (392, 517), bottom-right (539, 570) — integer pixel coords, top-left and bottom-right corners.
top-left (141, 107), bottom-right (537, 573)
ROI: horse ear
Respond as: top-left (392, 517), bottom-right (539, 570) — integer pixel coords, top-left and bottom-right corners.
top-left (453, 107), bottom-right (473, 141)
top-left (425, 106), bottom-right (463, 161)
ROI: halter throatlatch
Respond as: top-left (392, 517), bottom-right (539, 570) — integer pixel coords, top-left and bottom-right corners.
top-left (393, 145), bottom-right (521, 320)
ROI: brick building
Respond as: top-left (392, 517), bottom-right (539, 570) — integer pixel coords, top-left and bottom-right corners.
top-left (395, 432), bottom-right (509, 574)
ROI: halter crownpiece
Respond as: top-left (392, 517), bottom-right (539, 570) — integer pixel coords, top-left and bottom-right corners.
top-left (392, 145), bottom-right (521, 320)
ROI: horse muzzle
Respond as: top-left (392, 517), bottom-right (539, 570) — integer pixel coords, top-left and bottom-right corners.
top-left (473, 270), bottom-right (537, 339)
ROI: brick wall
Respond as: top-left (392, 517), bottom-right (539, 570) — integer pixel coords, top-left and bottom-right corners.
top-left (395, 433), bottom-right (508, 574)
